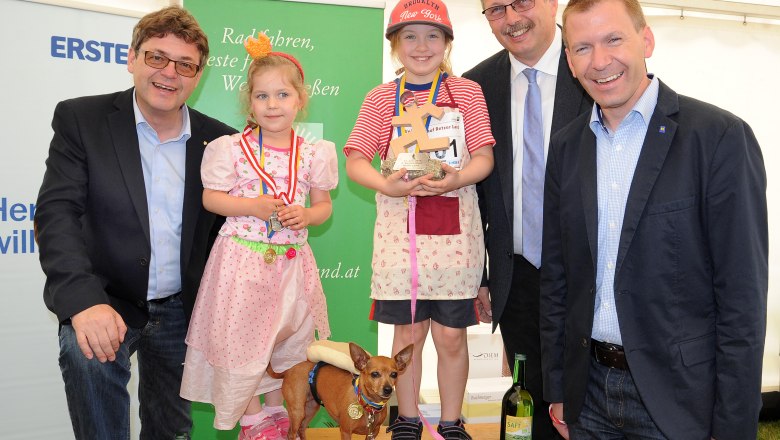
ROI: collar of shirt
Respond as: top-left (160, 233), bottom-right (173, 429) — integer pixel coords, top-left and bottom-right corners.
top-left (131, 90), bottom-right (192, 144)
top-left (589, 74), bottom-right (660, 135)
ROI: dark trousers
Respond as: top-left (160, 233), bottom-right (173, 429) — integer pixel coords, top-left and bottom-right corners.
top-left (58, 295), bottom-right (192, 440)
top-left (499, 256), bottom-right (561, 440)
top-left (569, 357), bottom-right (667, 439)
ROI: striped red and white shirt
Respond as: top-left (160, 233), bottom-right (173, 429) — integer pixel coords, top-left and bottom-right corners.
top-left (344, 76), bottom-right (495, 159)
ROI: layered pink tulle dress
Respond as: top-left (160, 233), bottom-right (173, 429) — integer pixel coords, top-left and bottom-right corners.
top-left (180, 132), bottom-right (336, 428)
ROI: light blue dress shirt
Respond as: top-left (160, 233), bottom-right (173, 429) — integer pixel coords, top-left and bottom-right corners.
top-left (132, 92), bottom-right (190, 300)
top-left (589, 76), bottom-right (660, 345)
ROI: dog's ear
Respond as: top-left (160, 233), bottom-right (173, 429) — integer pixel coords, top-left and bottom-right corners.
top-left (394, 344), bottom-right (414, 373)
top-left (349, 342), bottom-right (371, 372)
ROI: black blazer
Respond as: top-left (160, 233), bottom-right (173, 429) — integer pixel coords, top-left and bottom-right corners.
top-left (36, 88), bottom-right (236, 328)
top-left (463, 44), bottom-right (592, 329)
top-left (540, 80), bottom-right (768, 440)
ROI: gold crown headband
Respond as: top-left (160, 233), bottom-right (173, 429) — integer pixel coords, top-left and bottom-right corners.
top-left (244, 33), bottom-right (305, 81)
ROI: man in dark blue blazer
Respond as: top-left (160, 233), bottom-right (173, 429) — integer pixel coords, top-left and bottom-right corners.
top-left (541, 1), bottom-right (768, 439)
top-left (463, 1), bottom-right (591, 438)
top-left (35, 6), bottom-right (235, 439)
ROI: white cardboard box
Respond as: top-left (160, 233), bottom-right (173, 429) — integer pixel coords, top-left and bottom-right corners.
top-left (461, 376), bottom-right (513, 423)
top-left (419, 403), bottom-right (441, 426)
top-left (467, 327), bottom-right (505, 379)
top-left (420, 388), bottom-right (441, 404)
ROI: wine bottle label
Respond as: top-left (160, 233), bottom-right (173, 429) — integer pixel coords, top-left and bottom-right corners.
top-left (504, 415), bottom-right (532, 440)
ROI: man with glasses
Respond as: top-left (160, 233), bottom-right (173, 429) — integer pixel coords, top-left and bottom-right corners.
top-left (36, 6), bottom-right (234, 439)
top-left (463, 1), bottom-right (590, 438)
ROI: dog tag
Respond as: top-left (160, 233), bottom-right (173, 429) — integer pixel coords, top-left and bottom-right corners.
top-left (366, 412), bottom-right (376, 440)
top-left (348, 403), bottom-right (363, 420)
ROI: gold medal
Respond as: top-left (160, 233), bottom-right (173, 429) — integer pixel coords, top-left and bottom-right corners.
top-left (263, 247), bottom-right (277, 264)
top-left (347, 403), bottom-right (363, 420)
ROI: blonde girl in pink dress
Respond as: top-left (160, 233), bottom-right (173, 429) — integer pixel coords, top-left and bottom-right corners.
top-left (180, 34), bottom-right (335, 440)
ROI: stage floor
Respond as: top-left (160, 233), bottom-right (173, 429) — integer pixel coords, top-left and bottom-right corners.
top-left (305, 423), bottom-right (498, 439)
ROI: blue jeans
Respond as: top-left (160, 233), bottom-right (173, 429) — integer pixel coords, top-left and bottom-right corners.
top-left (569, 357), bottom-right (667, 440)
top-left (58, 295), bottom-right (192, 440)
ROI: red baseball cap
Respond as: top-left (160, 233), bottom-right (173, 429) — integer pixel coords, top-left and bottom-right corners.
top-left (386, 0), bottom-right (454, 40)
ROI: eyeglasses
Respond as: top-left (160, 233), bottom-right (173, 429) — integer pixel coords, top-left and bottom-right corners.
top-left (482, 0), bottom-right (535, 21)
top-left (142, 51), bottom-right (201, 78)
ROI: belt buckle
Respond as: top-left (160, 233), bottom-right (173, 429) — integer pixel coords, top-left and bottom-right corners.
top-left (594, 345), bottom-right (609, 366)
top-left (593, 341), bottom-right (621, 368)
top-left (599, 340), bottom-right (620, 351)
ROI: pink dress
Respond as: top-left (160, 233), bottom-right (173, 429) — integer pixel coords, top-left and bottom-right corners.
top-left (180, 132), bottom-right (336, 429)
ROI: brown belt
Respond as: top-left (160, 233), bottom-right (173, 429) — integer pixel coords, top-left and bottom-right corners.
top-left (592, 339), bottom-right (629, 370)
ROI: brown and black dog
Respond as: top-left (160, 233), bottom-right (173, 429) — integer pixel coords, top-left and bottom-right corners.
top-left (267, 342), bottom-right (413, 440)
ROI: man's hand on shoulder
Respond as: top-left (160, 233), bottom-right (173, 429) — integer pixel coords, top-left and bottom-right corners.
top-left (71, 304), bottom-right (127, 362)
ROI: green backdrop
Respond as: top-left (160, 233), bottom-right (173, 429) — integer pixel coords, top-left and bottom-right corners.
top-left (185, 0), bottom-right (384, 436)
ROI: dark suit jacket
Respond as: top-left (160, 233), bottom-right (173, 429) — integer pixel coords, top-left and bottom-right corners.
top-left (540, 80), bottom-right (768, 440)
top-left (463, 44), bottom-right (592, 329)
top-left (36, 88), bottom-right (236, 328)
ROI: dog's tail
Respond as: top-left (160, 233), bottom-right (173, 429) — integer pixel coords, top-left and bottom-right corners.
top-left (265, 363), bottom-right (286, 380)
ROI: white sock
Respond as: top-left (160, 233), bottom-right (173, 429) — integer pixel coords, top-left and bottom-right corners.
top-left (240, 410), bottom-right (268, 427)
top-left (264, 405), bottom-right (287, 415)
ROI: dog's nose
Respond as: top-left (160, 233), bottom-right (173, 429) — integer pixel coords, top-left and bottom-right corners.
top-left (383, 385), bottom-right (393, 395)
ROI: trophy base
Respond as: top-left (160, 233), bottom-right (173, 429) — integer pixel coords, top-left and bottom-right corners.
top-left (381, 154), bottom-right (445, 181)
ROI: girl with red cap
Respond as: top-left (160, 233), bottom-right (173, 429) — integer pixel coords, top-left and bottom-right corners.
top-left (345, 1), bottom-right (495, 438)
top-left (180, 33), bottom-right (335, 440)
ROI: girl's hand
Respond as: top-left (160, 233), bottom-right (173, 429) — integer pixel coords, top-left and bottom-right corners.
top-left (277, 204), bottom-right (309, 230)
top-left (382, 168), bottom-right (431, 197)
top-left (412, 163), bottom-right (461, 196)
top-left (253, 194), bottom-right (285, 221)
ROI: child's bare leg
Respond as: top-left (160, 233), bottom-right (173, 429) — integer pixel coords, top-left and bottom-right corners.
top-left (264, 389), bottom-right (283, 407)
top-left (393, 321), bottom-right (430, 418)
top-left (244, 395), bottom-right (263, 415)
top-left (431, 322), bottom-right (468, 421)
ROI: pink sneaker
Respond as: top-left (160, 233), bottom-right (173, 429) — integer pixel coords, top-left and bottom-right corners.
top-left (238, 416), bottom-right (283, 440)
top-left (270, 411), bottom-right (290, 438)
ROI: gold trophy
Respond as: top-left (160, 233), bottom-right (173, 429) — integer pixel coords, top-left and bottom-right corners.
top-left (381, 92), bottom-right (447, 180)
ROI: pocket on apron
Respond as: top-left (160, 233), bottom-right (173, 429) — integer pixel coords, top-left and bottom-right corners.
top-left (409, 195), bottom-right (460, 235)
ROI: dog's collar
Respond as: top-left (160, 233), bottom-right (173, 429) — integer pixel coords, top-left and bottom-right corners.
top-left (352, 376), bottom-right (387, 413)
top-left (308, 361), bottom-right (327, 407)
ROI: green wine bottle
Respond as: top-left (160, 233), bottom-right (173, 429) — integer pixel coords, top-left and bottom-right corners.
top-left (500, 353), bottom-right (534, 440)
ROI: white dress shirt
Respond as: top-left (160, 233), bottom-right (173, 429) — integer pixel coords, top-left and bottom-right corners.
top-left (509, 27), bottom-right (562, 256)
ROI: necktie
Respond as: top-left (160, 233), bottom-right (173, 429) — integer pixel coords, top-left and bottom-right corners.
top-left (522, 68), bottom-right (543, 268)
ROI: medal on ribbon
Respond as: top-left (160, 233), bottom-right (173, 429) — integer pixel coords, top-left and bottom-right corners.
top-left (269, 211), bottom-right (283, 232)
top-left (263, 248), bottom-right (277, 264)
top-left (239, 125), bottom-right (301, 236)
